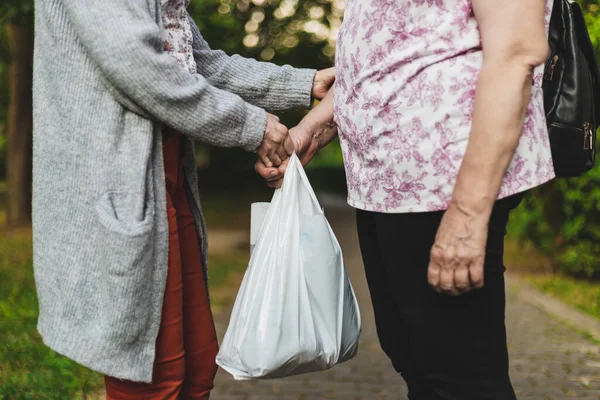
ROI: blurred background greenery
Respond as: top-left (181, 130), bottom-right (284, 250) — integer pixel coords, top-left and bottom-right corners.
top-left (0, 0), bottom-right (599, 398)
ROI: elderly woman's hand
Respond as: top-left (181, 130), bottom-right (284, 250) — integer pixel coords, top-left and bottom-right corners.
top-left (312, 68), bottom-right (335, 101)
top-left (427, 202), bottom-right (490, 296)
top-left (256, 113), bottom-right (294, 168)
top-left (254, 124), bottom-right (321, 189)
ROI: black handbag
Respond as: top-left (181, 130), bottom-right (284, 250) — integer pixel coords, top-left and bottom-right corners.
top-left (543, 0), bottom-right (600, 177)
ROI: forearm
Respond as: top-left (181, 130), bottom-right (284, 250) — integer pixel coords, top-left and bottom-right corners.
top-left (450, 61), bottom-right (535, 218)
top-left (199, 53), bottom-right (316, 112)
top-left (297, 88), bottom-right (337, 148)
top-left (188, 14), bottom-right (315, 111)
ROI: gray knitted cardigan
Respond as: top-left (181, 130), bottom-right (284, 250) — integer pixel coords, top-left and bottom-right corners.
top-left (33, 0), bottom-right (315, 383)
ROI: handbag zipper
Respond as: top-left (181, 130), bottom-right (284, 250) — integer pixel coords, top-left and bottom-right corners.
top-left (584, 122), bottom-right (594, 150)
top-left (544, 54), bottom-right (560, 81)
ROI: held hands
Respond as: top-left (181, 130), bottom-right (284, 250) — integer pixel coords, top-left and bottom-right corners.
top-left (256, 119), bottom-right (337, 188)
top-left (255, 88), bottom-right (338, 188)
top-left (427, 202), bottom-right (490, 296)
top-left (254, 124), bottom-right (320, 188)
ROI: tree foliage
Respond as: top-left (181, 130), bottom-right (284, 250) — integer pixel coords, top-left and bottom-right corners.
top-left (188, 0), bottom-right (341, 69)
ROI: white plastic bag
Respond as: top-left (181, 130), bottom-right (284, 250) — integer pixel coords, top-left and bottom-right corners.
top-left (216, 154), bottom-right (361, 380)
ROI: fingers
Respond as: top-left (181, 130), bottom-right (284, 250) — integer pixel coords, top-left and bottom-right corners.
top-left (255, 158), bottom-right (287, 190)
top-left (267, 121), bottom-right (288, 165)
top-left (429, 244), bottom-right (480, 296)
top-left (428, 245), bottom-right (444, 292)
top-left (427, 260), bottom-right (441, 290)
top-left (257, 146), bottom-right (273, 168)
top-left (275, 144), bottom-right (288, 165)
top-left (259, 115), bottom-right (289, 167)
top-left (255, 159), bottom-right (281, 181)
top-left (453, 264), bottom-right (471, 293)
top-left (430, 245), bottom-right (452, 292)
top-left (469, 259), bottom-right (485, 289)
top-left (269, 152), bottom-right (283, 167)
top-left (439, 262), bottom-right (456, 294)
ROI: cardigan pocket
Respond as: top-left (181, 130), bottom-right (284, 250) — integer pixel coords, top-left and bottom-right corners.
top-left (95, 191), bottom-right (155, 344)
top-left (96, 191), bottom-right (154, 236)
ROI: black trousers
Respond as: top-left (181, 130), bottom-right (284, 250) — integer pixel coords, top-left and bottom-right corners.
top-left (356, 194), bottom-right (524, 400)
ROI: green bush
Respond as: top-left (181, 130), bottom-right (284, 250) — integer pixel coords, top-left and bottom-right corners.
top-left (510, 171), bottom-right (600, 277)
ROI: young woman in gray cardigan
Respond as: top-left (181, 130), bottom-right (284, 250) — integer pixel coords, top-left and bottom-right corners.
top-left (32, 0), bottom-right (334, 397)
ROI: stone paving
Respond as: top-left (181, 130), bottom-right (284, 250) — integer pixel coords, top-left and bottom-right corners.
top-left (211, 206), bottom-right (600, 400)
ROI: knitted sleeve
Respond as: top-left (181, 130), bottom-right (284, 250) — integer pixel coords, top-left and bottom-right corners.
top-left (59, 0), bottom-right (266, 151)
top-left (187, 13), bottom-right (316, 111)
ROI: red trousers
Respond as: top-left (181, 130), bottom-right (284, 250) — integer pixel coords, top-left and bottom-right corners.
top-left (105, 131), bottom-right (219, 399)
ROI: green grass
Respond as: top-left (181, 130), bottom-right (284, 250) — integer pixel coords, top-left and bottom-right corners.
top-left (208, 252), bottom-right (248, 289)
top-left (207, 251), bottom-right (249, 309)
top-left (0, 231), bottom-right (103, 399)
top-left (506, 238), bottom-right (600, 321)
top-left (524, 274), bottom-right (600, 320)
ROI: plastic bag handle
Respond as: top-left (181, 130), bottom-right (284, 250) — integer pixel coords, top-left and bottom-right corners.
top-left (280, 154), bottom-right (323, 212)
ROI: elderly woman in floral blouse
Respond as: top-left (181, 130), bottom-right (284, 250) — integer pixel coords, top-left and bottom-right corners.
top-left (259, 0), bottom-right (553, 398)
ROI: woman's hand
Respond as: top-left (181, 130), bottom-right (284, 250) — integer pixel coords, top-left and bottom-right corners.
top-left (427, 202), bottom-right (489, 296)
top-left (256, 113), bottom-right (294, 168)
top-left (312, 68), bottom-right (335, 101)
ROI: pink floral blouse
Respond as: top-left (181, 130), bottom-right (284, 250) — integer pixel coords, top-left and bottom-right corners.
top-left (334, 0), bottom-right (555, 213)
top-left (161, 0), bottom-right (197, 75)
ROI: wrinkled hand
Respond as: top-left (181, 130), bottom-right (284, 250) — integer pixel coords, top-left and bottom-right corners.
top-left (312, 68), bottom-right (335, 100)
top-left (256, 113), bottom-right (294, 168)
top-left (255, 120), bottom-right (336, 188)
top-left (255, 158), bottom-right (290, 188)
top-left (427, 204), bottom-right (489, 296)
top-left (256, 87), bottom-right (337, 187)
top-left (254, 125), bottom-right (315, 188)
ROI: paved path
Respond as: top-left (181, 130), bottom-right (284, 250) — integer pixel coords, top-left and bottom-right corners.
top-left (212, 205), bottom-right (600, 400)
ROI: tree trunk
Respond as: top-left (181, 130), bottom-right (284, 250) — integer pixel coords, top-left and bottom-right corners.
top-left (6, 20), bottom-right (34, 226)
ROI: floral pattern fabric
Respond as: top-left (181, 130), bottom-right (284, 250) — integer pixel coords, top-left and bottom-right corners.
top-left (161, 0), bottom-right (197, 74)
top-left (334, 0), bottom-right (555, 213)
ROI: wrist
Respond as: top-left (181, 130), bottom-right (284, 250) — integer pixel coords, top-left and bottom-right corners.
top-left (243, 106), bottom-right (268, 153)
top-left (297, 118), bottom-right (336, 147)
top-left (448, 193), bottom-right (494, 222)
top-left (449, 155), bottom-right (503, 219)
